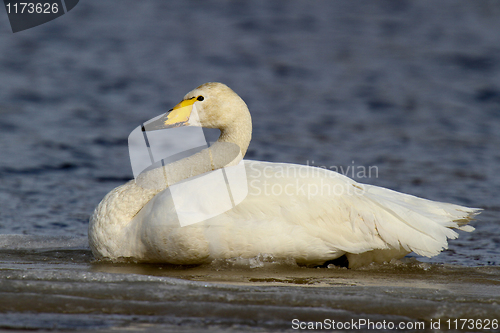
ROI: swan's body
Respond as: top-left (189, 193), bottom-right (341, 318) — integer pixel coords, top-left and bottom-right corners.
top-left (89, 83), bottom-right (480, 268)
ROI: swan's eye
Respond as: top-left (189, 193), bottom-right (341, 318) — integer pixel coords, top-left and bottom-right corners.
top-left (197, 96), bottom-right (204, 101)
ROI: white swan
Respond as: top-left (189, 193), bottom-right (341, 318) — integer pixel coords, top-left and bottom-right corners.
top-left (89, 82), bottom-right (480, 268)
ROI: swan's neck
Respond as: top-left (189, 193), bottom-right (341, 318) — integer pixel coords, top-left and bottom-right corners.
top-left (91, 110), bottom-right (252, 226)
top-left (136, 112), bottom-right (251, 193)
top-left (218, 121), bottom-right (251, 157)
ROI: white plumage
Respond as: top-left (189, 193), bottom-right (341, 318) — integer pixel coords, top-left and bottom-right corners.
top-left (89, 82), bottom-right (480, 268)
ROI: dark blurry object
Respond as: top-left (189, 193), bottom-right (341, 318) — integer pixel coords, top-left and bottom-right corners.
top-left (3, 0), bottom-right (79, 33)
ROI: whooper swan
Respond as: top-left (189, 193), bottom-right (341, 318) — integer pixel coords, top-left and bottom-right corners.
top-left (89, 82), bottom-right (480, 268)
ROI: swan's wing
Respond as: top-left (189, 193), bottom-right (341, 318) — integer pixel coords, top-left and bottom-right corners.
top-left (243, 161), bottom-right (480, 258)
top-left (128, 160), bottom-right (479, 265)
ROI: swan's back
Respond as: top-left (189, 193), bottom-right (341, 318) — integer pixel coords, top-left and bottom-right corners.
top-left (121, 161), bottom-right (479, 267)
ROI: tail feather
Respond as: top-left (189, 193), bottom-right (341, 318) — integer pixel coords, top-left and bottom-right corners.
top-left (360, 184), bottom-right (480, 257)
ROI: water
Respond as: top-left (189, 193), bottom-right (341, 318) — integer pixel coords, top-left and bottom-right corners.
top-left (0, 1), bottom-right (499, 331)
top-left (0, 235), bottom-right (499, 332)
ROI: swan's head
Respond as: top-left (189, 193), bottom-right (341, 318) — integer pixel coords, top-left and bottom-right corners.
top-left (144, 82), bottom-right (251, 132)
